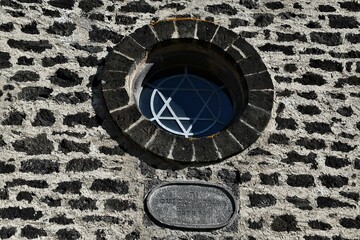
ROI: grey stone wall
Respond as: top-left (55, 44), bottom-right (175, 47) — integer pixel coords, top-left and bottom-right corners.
top-left (0, 0), bottom-right (359, 239)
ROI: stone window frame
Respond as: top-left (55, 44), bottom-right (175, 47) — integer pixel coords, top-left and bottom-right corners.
top-left (99, 19), bottom-right (274, 163)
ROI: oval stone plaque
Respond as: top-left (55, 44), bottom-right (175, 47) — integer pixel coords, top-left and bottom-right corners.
top-left (145, 181), bottom-right (237, 229)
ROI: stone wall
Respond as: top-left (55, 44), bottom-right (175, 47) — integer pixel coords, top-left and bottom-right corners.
top-left (0, 0), bottom-right (359, 239)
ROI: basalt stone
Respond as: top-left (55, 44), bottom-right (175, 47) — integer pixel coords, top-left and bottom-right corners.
top-left (152, 21), bottom-right (175, 42)
top-left (15, 192), bottom-right (32, 203)
top-left (48, 0), bottom-right (74, 9)
top-left (129, 25), bottom-right (157, 50)
top-left (63, 112), bottom-right (99, 128)
top-left (275, 117), bottom-right (298, 130)
top-left (69, 197), bottom-right (97, 210)
top-left (139, 161), bottom-right (155, 178)
top-left (278, 89), bottom-right (293, 97)
top-left (274, 76), bottom-right (291, 83)
top-left (125, 231), bottom-right (140, 240)
top-left (286, 196), bottom-right (313, 210)
top-left (10, 70), bottom-right (39, 82)
top-left (218, 169), bottom-right (250, 184)
top-left (284, 64), bottom-right (297, 73)
top-left (306, 21), bottom-right (322, 29)
top-left (308, 220), bottom-right (332, 230)
top-left (171, 137), bottom-right (193, 162)
top-left (0, 52), bottom-right (11, 69)
top-left (319, 175), bottom-right (348, 188)
top-left (21, 21), bottom-right (39, 34)
top-left (228, 120), bottom-right (259, 149)
top-left (17, 0), bottom-right (42, 3)
top-left (339, 1), bottom-right (360, 11)
top-left (99, 146), bottom-right (124, 155)
top-left (89, 25), bottom-right (123, 43)
top-left (121, 0), bottom-right (155, 13)
top-left (103, 88), bottom-right (129, 111)
top-left (194, 139), bottom-right (218, 162)
top-left (310, 59), bottom-right (343, 72)
top-left (127, 120), bottom-right (157, 146)
top-left (258, 43), bottom-right (294, 55)
top-left (317, 197), bottom-right (355, 208)
top-left (329, 15), bottom-right (359, 29)
top-left (49, 215), bottom-right (74, 225)
top-left (12, 134), bottom-right (53, 155)
top-left (238, 57), bottom-right (267, 75)
top-left (2, 110), bottom-right (26, 125)
top-left (331, 141), bottom-right (356, 152)
top-left (0, 207), bottom-right (42, 220)
top-left (76, 55), bottom-right (99, 67)
top-left (340, 216), bottom-right (360, 229)
top-left (0, 161), bottom-right (15, 174)
top-left (295, 72), bottom-right (326, 86)
top-left (56, 229), bottom-right (81, 240)
top-left (205, 3), bottom-right (237, 15)
top-left (305, 122), bottom-right (332, 134)
top-left (297, 105), bottom-right (321, 115)
top-left (0, 189), bottom-right (9, 200)
top-left (50, 68), bottom-right (82, 87)
top-left (42, 8), bottom-right (60, 17)
top-left (346, 33), bottom-right (360, 44)
top-left (329, 92), bottom-right (345, 100)
top-left (115, 15), bottom-right (137, 25)
top-left (21, 225), bottom-right (47, 239)
top-left (254, 13), bottom-right (274, 27)
top-left (248, 218), bottom-right (264, 229)
top-left (54, 92), bottom-right (90, 104)
top-left (7, 39), bottom-right (52, 53)
top-left (229, 18), bottom-right (249, 28)
top-left (111, 105), bottom-right (141, 131)
top-left (248, 91), bottom-right (273, 112)
top-left (265, 1), bottom-right (284, 9)
top-left (90, 179), bottom-right (129, 194)
top-left (0, 22), bottom-right (14, 32)
top-left (259, 173), bottom-right (279, 186)
top-left (147, 129), bottom-right (173, 158)
top-left (296, 138), bottom-right (326, 150)
top-left (114, 36), bottom-right (145, 62)
top-left (66, 158), bottom-right (102, 172)
top-left (337, 106), bottom-right (353, 117)
top-left (186, 168), bottom-right (212, 181)
top-left (287, 174), bottom-right (315, 187)
top-left (0, 227), bottom-right (16, 239)
top-left (54, 181), bottom-right (82, 195)
top-left (32, 109), bottom-right (55, 126)
top-left (88, 13), bottom-right (104, 21)
top-left (276, 32), bottom-right (306, 42)
top-left (268, 133), bottom-right (289, 145)
top-left (304, 235), bottom-right (330, 240)
top-left (213, 131), bottom-right (243, 158)
top-left (59, 139), bottom-right (90, 154)
top-left (6, 179), bottom-right (48, 188)
top-left (310, 32), bottom-right (342, 46)
top-left (104, 52), bottom-right (134, 72)
top-left (298, 91), bottom-right (317, 100)
top-left (329, 50), bottom-right (360, 58)
top-left (335, 76), bottom-right (360, 87)
top-left (249, 193), bottom-right (276, 208)
top-left (339, 191), bottom-right (359, 201)
top-left (300, 48), bottom-right (325, 55)
top-left (82, 215), bottom-right (121, 224)
top-left (71, 43), bottom-right (102, 53)
top-left (318, 5), bottom-right (336, 12)
top-left (17, 56), bottom-right (34, 65)
top-left (282, 151), bottom-right (317, 169)
top-left (196, 21), bottom-right (218, 42)
top-left (271, 214), bottom-right (300, 232)
top-left (20, 159), bottom-right (59, 174)
top-left (105, 199), bottom-right (136, 212)
top-left (78, 0), bottom-right (103, 12)
top-left (42, 54), bottom-right (67, 67)
top-left (41, 196), bottom-right (61, 207)
top-left (159, 2), bottom-right (185, 10)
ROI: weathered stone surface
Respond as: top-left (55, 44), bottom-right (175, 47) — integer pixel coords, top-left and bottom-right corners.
top-left (152, 21), bottom-right (175, 41)
top-left (146, 182), bottom-right (236, 229)
top-left (90, 179), bottom-right (129, 194)
top-left (50, 68), bottom-right (83, 87)
top-left (12, 134), bottom-right (54, 155)
top-left (20, 159), bottom-right (59, 174)
top-left (7, 39), bottom-right (52, 53)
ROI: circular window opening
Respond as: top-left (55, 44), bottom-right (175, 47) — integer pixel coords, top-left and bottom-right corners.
top-left (134, 39), bottom-right (248, 138)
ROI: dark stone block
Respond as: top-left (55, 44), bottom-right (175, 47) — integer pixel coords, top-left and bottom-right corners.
top-left (211, 26), bottom-right (238, 49)
top-left (287, 174), bottom-right (315, 187)
top-left (176, 20), bottom-right (196, 39)
top-left (300, 47), bottom-right (325, 54)
top-left (276, 32), bottom-right (306, 42)
top-left (308, 220), bottom-right (332, 230)
top-left (66, 158), bottom-right (102, 172)
top-left (304, 235), bottom-right (330, 240)
top-left (329, 15), bottom-right (359, 29)
top-left (0, 189), bottom-right (8, 200)
top-left (0, 227), bottom-right (16, 239)
top-left (306, 21), bottom-right (322, 28)
top-left (111, 105), bottom-right (142, 131)
top-left (346, 33), bottom-right (360, 44)
top-left (249, 193), bottom-right (276, 208)
top-left (56, 229), bottom-right (81, 240)
top-left (63, 112), bottom-right (99, 128)
top-left (89, 25), bottom-right (123, 43)
top-left (282, 151), bottom-right (317, 169)
top-left (103, 88), bottom-right (129, 111)
top-left (254, 13), bottom-right (274, 27)
top-left (205, 3), bottom-right (237, 15)
top-left (329, 50), bottom-right (360, 59)
top-left (339, 1), bottom-right (360, 11)
top-left (99, 70), bottom-right (127, 90)
top-left (69, 197), bottom-right (97, 210)
top-left (284, 64), bottom-right (297, 73)
top-left (152, 21), bottom-right (175, 41)
top-left (114, 36), bottom-right (145, 62)
top-left (297, 105), bottom-right (321, 115)
top-left (248, 90), bottom-right (273, 112)
top-left (2, 110), bottom-right (26, 125)
top-left (76, 55), bottom-right (99, 67)
top-left (265, 2), bottom-right (284, 9)
top-left (310, 59), bottom-right (343, 72)
top-left (148, 129), bottom-right (173, 158)
top-left (82, 215), bottom-right (121, 224)
top-left (104, 52), bottom-right (134, 72)
top-left (310, 32), bottom-right (342, 46)
top-left (172, 137), bottom-right (193, 162)
top-left (296, 138), bottom-right (326, 150)
top-left (229, 18), bottom-right (249, 28)
top-left (305, 122), bottom-right (332, 134)
top-left (125, 230), bottom-right (140, 240)
top-left (325, 156), bottom-right (351, 169)
top-left (50, 68), bottom-right (83, 87)
top-left (127, 120), bottom-right (157, 146)
top-left (0, 161), bottom-right (15, 174)
top-left (42, 8), bottom-right (60, 17)
top-left (319, 175), bottom-right (348, 188)
top-left (219, 169), bottom-right (251, 184)
top-left (241, 104), bottom-right (271, 132)
top-left (7, 39), bottom-right (52, 53)
top-left (226, 45), bottom-right (245, 62)
top-left (42, 54), bottom-right (67, 67)
top-left (196, 21), bottom-right (218, 42)
top-left (21, 225), bottom-right (47, 239)
top-left (115, 15), bottom-right (137, 25)
top-left (105, 199), bottom-right (136, 212)
top-left (10, 70), bottom-right (39, 82)
top-left (258, 43), bottom-right (294, 55)
top-left (259, 173), bottom-right (279, 186)
top-left (228, 120), bottom-right (259, 149)
top-left (17, 56), bottom-right (33, 65)
top-left (0, 207), bottom-right (42, 220)
top-left (337, 106), bottom-right (353, 117)
top-left (339, 191), bottom-right (359, 201)
top-left (331, 141), bottom-right (356, 152)
top-left (268, 133), bottom-right (289, 145)
top-left (298, 91), bottom-right (317, 100)
top-left (335, 76), bottom-right (360, 88)
top-left (71, 43), bottom-right (102, 53)
top-left (248, 218), bottom-right (263, 229)
top-left (239, 0), bottom-right (259, 9)
top-left (99, 146), bottom-right (124, 155)
top-left (49, 215), bottom-right (74, 225)
top-left (120, 0), bottom-right (155, 13)
top-left (54, 92), bottom-right (90, 104)
top-left (339, 216), bottom-right (360, 229)
top-left (0, 22), bottom-right (14, 32)
top-left (78, 0), bottom-right (103, 12)
top-left (139, 161), bottom-right (155, 178)
top-left (286, 196), bottom-right (313, 210)
top-left (317, 197), bottom-right (355, 208)
top-left (160, 3), bottom-right (185, 10)
top-left (244, 71), bottom-right (273, 90)
top-left (275, 76), bottom-right (291, 83)
top-left (32, 109), bottom-right (55, 126)
top-left (21, 21), bottom-right (39, 34)
top-left (213, 131), bottom-right (243, 158)
top-left (295, 72), bottom-right (326, 86)
top-left (233, 38), bottom-right (261, 58)
top-left (54, 181), bottom-right (82, 194)
top-left (193, 138), bottom-right (218, 162)
top-left (278, 89), bottom-right (293, 97)
top-left (20, 159), bottom-right (59, 174)
top-left (48, 0), bottom-right (74, 9)
top-left (271, 214), bottom-right (300, 232)
top-left (6, 179), bottom-right (48, 188)
top-left (186, 168), bottom-right (212, 180)
top-left (318, 5), bottom-right (336, 12)
top-left (90, 179), bottom-right (129, 194)
top-left (130, 25), bottom-right (158, 50)
top-left (12, 134), bottom-right (53, 155)
top-left (41, 196), bottom-right (61, 207)
top-left (0, 51), bottom-right (11, 69)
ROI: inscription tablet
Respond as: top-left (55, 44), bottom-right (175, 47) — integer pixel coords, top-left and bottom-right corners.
top-left (145, 181), bottom-right (237, 229)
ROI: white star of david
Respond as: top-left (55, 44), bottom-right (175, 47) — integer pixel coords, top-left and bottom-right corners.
top-left (146, 67), bottom-right (226, 138)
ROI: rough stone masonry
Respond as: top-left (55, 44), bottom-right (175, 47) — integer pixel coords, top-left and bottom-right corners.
top-left (0, 0), bottom-right (359, 239)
